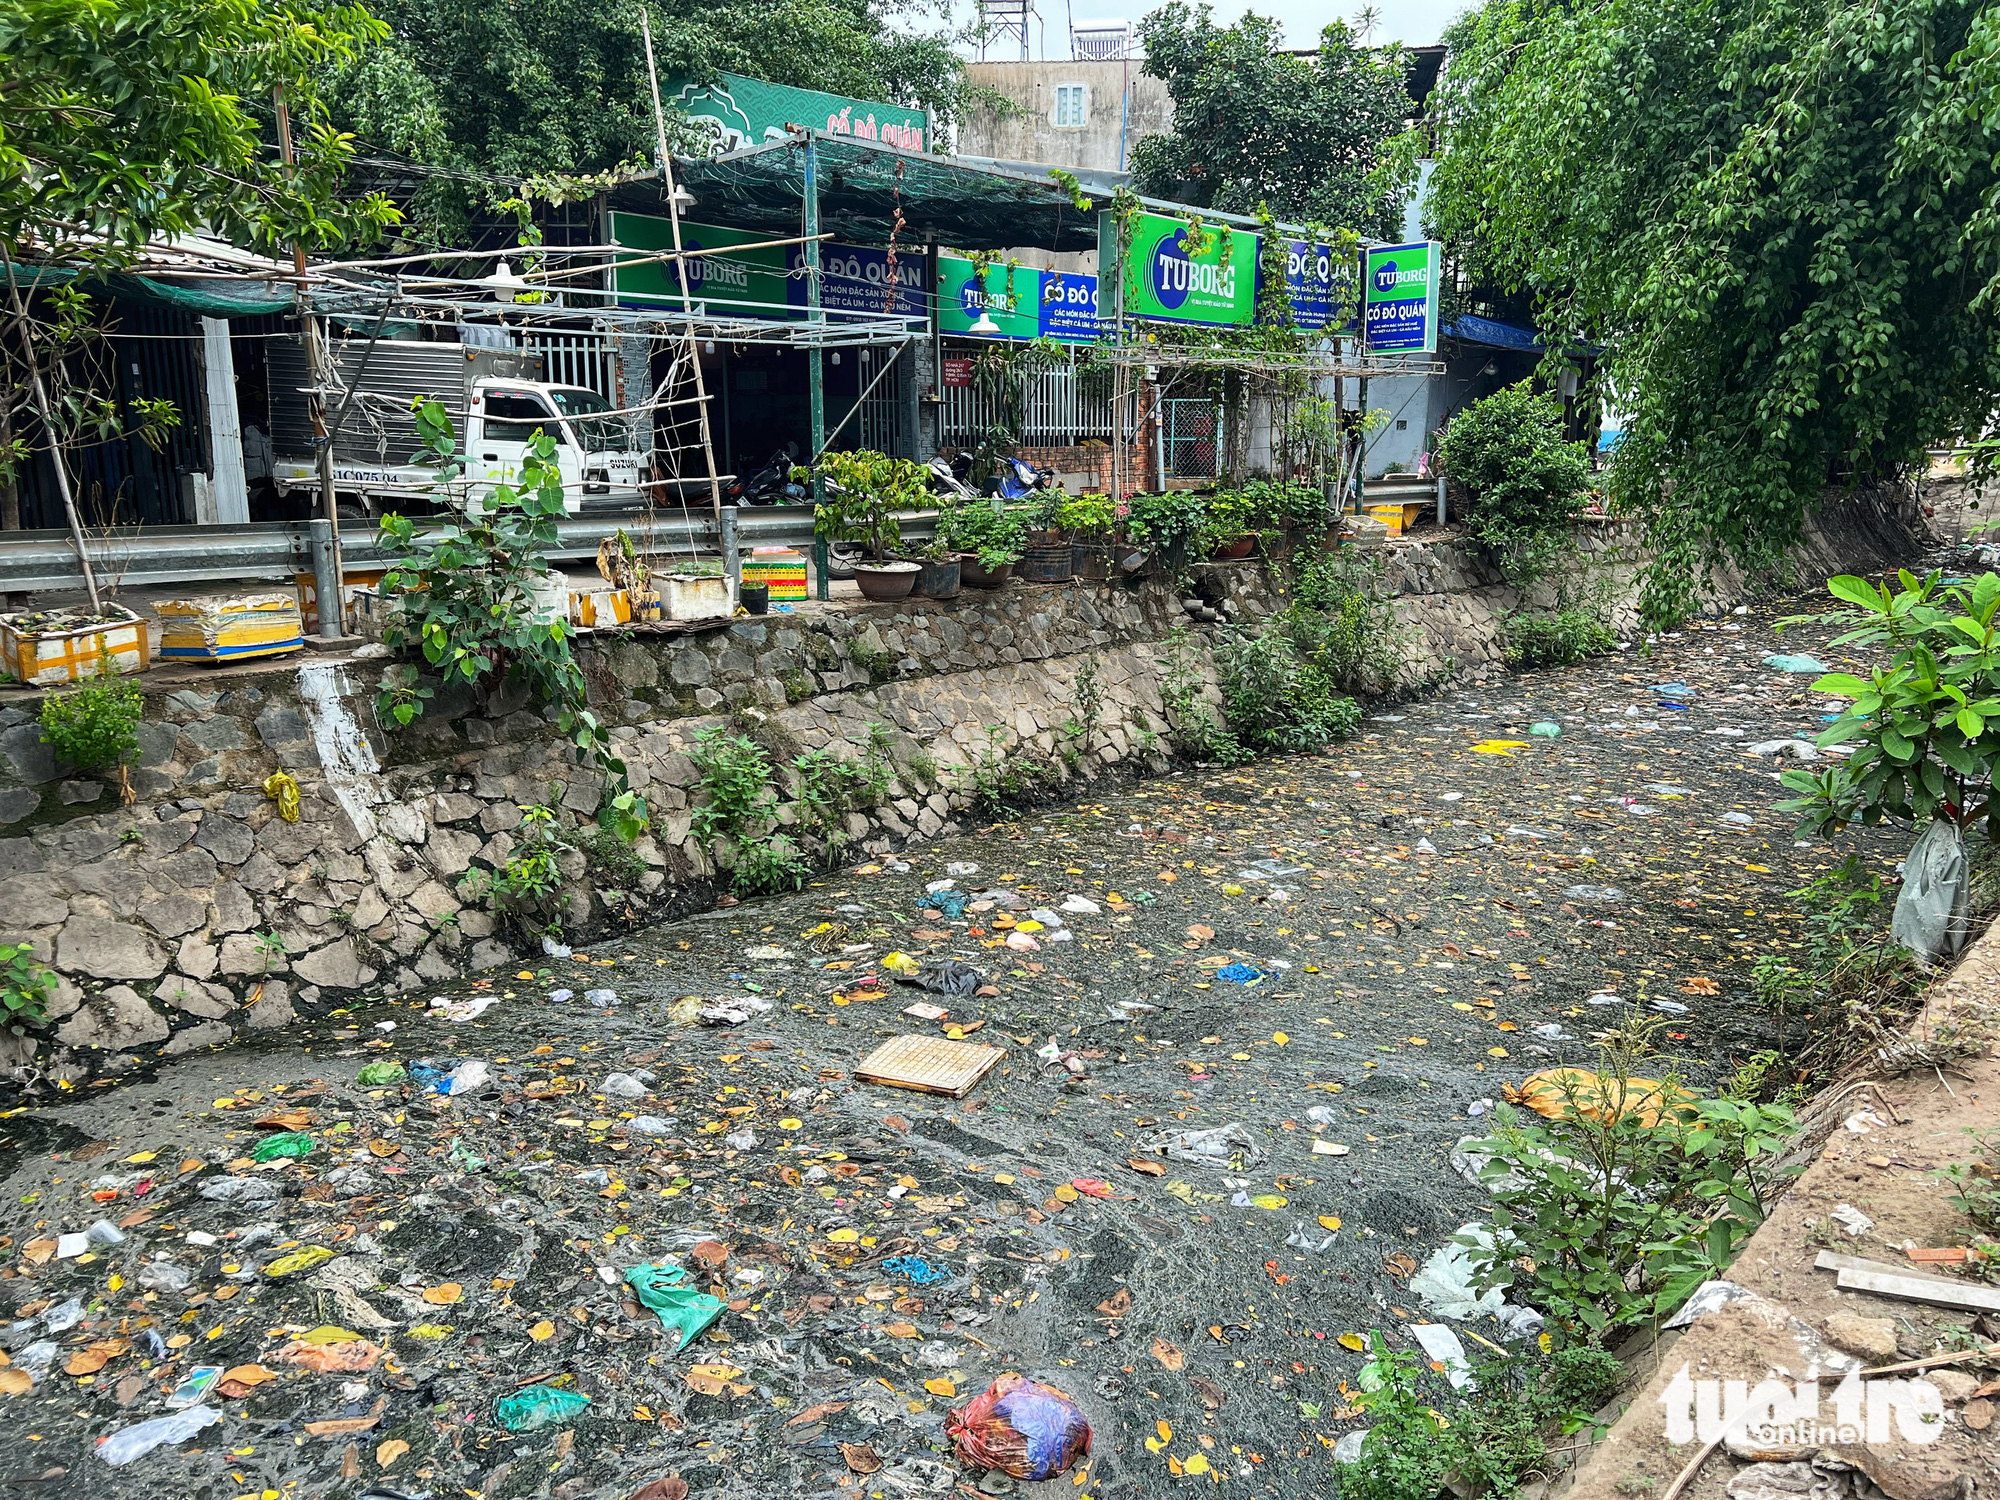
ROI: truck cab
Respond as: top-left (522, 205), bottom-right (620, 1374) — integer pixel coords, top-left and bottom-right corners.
top-left (466, 380), bottom-right (643, 514)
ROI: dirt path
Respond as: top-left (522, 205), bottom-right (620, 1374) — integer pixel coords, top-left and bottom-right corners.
top-left (0, 599), bottom-right (1905, 1498)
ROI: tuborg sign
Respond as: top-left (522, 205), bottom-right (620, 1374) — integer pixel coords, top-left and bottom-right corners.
top-left (1363, 240), bottom-right (1442, 354)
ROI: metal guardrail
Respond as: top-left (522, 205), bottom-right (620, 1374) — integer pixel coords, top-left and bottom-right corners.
top-left (0, 506), bottom-right (936, 595)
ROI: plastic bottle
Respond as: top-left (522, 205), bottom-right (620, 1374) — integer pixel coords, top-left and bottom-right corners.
top-left (97, 1406), bottom-right (221, 1466)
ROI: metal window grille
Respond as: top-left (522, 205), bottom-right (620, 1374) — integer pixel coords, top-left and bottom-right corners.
top-left (525, 331), bottom-right (616, 399)
top-left (855, 354), bottom-right (900, 453)
top-left (1162, 398), bottom-right (1219, 478)
top-left (940, 353), bottom-right (1124, 447)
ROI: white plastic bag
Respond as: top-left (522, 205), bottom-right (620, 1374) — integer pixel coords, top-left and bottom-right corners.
top-left (1891, 818), bottom-right (1971, 965)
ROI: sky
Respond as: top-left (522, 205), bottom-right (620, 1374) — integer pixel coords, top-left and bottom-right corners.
top-left (951, 0), bottom-right (1469, 55)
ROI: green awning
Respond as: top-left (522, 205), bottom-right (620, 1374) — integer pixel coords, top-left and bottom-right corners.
top-left (608, 134), bottom-right (1101, 254)
top-left (3, 263), bottom-right (296, 318)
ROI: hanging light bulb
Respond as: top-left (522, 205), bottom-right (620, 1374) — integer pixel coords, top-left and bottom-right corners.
top-left (490, 258), bottom-right (526, 302)
top-left (968, 309), bottom-right (1001, 335)
top-left (669, 184), bottom-right (696, 213)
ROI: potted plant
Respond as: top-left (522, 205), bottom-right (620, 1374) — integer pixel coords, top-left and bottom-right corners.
top-left (1201, 488), bottom-right (1258, 560)
top-left (1058, 492), bottom-right (1119, 581)
top-left (936, 498), bottom-right (1024, 588)
top-left (1016, 488), bottom-right (1073, 583)
top-left (803, 449), bottom-right (928, 602)
top-left (1123, 490), bottom-right (1207, 579)
top-left (912, 537), bottom-right (962, 600)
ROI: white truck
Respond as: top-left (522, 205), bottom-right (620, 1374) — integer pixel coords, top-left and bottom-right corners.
top-left (268, 339), bottom-right (650, 516)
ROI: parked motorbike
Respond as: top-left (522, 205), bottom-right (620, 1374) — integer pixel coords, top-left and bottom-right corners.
top-left (990, 455), bottom-right (1055, 501)
top-left (724, 446), bottom-right (808, 506)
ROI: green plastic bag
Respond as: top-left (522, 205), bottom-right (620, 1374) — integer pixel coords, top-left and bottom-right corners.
top-left (496, 1383), bottom-right (590, 1432)
top-left (251, 1131), bottom-right (314, 1161)
top-left (625, 1262), bottom-right (725, 1351)
top-left (357, 1061), bottom-right (406, 1086)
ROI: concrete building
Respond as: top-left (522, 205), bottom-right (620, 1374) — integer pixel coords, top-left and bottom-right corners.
top-left (957, 59), bottom-right (1172, 178)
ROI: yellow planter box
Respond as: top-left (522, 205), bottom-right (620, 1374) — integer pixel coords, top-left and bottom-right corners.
top-left (157, 594), bottom-right (305, 664)
top-left (1, 605), bottom-right (151, 686)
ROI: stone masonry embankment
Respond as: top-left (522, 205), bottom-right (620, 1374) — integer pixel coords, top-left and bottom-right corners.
top-left (0, 490), bottom-right (1923, 1075)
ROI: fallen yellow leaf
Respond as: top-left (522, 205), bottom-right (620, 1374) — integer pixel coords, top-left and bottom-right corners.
top-left (422, 1283), bottom-right (462, 1305)
top-left (528, 1321), bottom-right (556, 1342)
top-left (924, 1377), bottom-right (955, 1397)
top-left (1337, 1332), bottom-right (1367, 1351)
top-left (1318, 1215), bottom-right (1343, 1233)
top-left (1184, 1453), bottom-right (1211, 1476)
top-left (376, 1438), bottom-right (408, 1469)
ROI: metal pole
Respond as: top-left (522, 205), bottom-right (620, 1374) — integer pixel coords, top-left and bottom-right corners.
top-left (275, 85), bottom-right (344, 640)
top-left (308, 517), bottom-right (340, 638)
top-left (805, 136), bottom-right (829, 601)
top-left (640, 4), bottom-right (723, 521)
top-left (719, 504), bottom-right (740, 600)
top-left (0, 252), bottom-right (100, 611)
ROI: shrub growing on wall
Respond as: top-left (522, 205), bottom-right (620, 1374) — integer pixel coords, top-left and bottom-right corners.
top-left (1435, 382), bottom-right (1596, 587)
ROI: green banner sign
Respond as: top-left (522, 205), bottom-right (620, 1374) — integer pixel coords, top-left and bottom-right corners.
top-left (1107, 211), bottom-right (1257, 328)
top-left (937, 257), bottom-right (1041, 340)
top-left (608, 213), bottom-right (791, 313)
top-left (1363, 240), bottom-right (1441, 354)
top-left (667, 72), bottom-right (930, 155)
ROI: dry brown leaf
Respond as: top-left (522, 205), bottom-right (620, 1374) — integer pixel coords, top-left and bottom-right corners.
top-left (1383, 1253), bottom-right (1419, 1278)
top-left (1189, 1375), bottom-right (1225, 1411)
top-left (1096, 1287), bottom-right (1133, 1318)
top-left (838, 1442), bottom-right (883, 1475)
top-left (376, 1438), bottom-right (409, 1469)
top-left (65, 1341), bottom-right (127, 1377)
top-left (422, 1283), bottom-right (462, 1305)
top-left (882, 1321), bottom-right (919, 1338)
top-left (21, 1238), bottom-right (54, 1266)
top-left (1127, 1157), bottom-right (1166, 1176)
top-left (628, 1478), bottom-right (688, 1500)
top-left (367, 1139), bottom-right (401, 1158)
top-left (255, 1110), bottom-right (314, 1130)
top-left (218, 1363), bottom-right (276, 1397)
top-left (1150, 1337), bottom-right (1185, 1372)
top-left (785, 1401), bottom-right (849, 1427)
top-left (1185, 924), bottom-right (1215, 941)
top-left (0, 1369), bottom-right (31, 1395)
top-left (684, 1363), bottom-right (751, 1397)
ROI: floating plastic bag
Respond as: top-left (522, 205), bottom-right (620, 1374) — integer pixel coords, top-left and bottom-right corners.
top-left (911, 958), bottom-right (984, 996)
top-left (1763, 652), bottom-right (1829, 674)
top-left (1141, 1123), bottom-right (1264, 1169)
top-left (198, 1175), bottom-right (280, 1205)
top-left (1892, 818), bottom-right (1972, 966)
top-left (97, 1406), bottom-right (220, 1466)
top-left (250, 1131), bottom-right (314, 1162)
top-left (624, 1263), bottom-right (725, 1351)
top-left (946, 1374), bottom-right (1092, 1481)
top-left (356, 1060), bottom-right (406, 1086)
top-left (496, 1383), bottom-right (591, 1432)
top-left (881, 1255), bottom-right (947, 1285)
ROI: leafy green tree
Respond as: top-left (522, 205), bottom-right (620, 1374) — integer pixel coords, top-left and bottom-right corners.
top-left (326, 0), bottom-right (977, 242)
top-left (1423, 0), bottom-right (2000, 625)
top-left (1130, 3), bottom-right (1409, 231)
top-left (0, 0), bottom-right (396, 264)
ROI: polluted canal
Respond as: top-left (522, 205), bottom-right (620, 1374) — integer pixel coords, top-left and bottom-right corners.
top-left (0, 601), bottom-right (1891, 1498)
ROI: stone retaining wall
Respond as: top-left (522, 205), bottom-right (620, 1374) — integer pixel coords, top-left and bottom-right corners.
top-left (0, 492), bottom-right (1921, 1074)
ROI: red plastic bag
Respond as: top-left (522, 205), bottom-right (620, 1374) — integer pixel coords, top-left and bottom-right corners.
top-left (946, 1373), bottom-right (1092, 1481)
